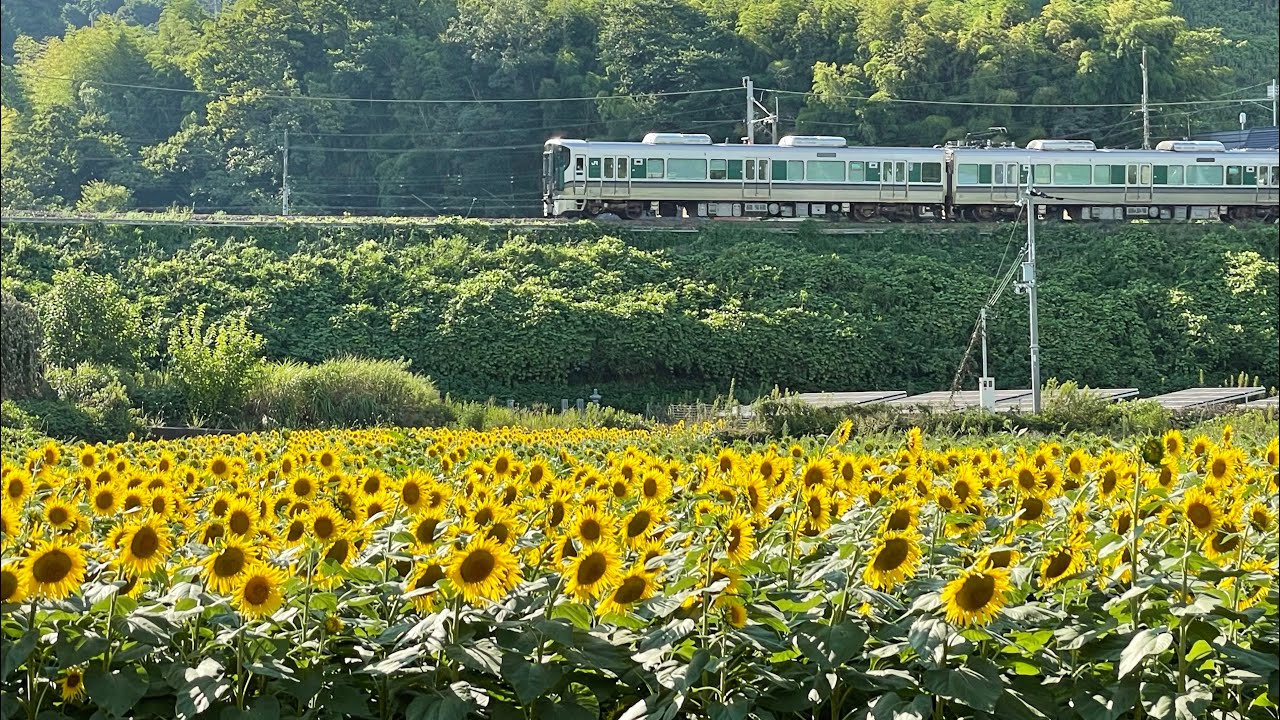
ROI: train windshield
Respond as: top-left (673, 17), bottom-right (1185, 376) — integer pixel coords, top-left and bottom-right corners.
top-left (543, 144), bottom-right (570, 194)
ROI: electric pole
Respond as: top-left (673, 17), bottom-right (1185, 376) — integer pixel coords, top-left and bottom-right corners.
top-left (772, 97), bottom-right (779, 144)
top-left (744, 77), bottom-right (755, 144)
top-left (1269, 79), bottom-right (1277, 127)
top-left (281, 129), bottom-right (291, 216)
top-left (1021, 184), bottom-right (1042, 413)
top-left (1141, 47), bottom-right (1150, 149)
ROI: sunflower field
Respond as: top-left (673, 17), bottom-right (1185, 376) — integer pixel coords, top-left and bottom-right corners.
top-left (1, 422), bottom-right (1277, 720)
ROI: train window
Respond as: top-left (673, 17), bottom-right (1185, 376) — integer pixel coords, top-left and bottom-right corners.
top-left (1153, 166), bottom-right (1167, 184)
top-left (957, 163), bottom-right (979, 184)
top-left (1226, 166), bottom-right (1243, 185)
top-left (773, 160), bottom-right (787, 181)
top-left (1054, 164), bottom-right (1091, 185)
top-left (1126, 165), bottom-right (1138, 185)
top-left (1020, 165), bottom-right (1030, 184)
top-left (788, 161), bottom-right (805, 180)
top-left (910, 163), bottom-right (924, 183)
top-left (646, 158), bottom-right (664, 178)
top-left (576, 157), bottom-right (585, 175)
top-left (1094, 165), bottom-right (1110, 185)
top-left (808, 160), bottom-right (845, 182)
top-left (1034, 164), bottom-right (1051, 185)
top-left (1140, 165), bottom-right (1151, 185)
top-left (1186, 165), bottom-right (1224, 185)
top-left (849, 161), bottom-right (865, 182)
top-left (632, 158), bottom-right (646, 177)
top-left (745, 160), bottom-right (755, 180)
top-left (1243, 167), bottom-right (1256, 185)
top-left (709, 159), bottom-right (727, 180)
top-left (728, 160), bottom-right (743, 180)
top-left (604, 158), bottom-right (614, 179)
top-left (588, 157), bottom-right (601, 179)
top-left (993, 164), bottom-right (1004, 185)
top-left (866, 162), bottom-right (881, 182)
top-left (923, 163), bottom-right (943, 183)
top-left (666, 158), bottom-right (707, 180)
top-left (616, 158), bottom-right (628, 179)
top-left (1168, 165), bottom-right (1184, 185)
top-left (977, 164), bottom-right (992, 184)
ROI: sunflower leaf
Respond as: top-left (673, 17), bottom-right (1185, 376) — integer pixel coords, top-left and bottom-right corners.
top-left (1118, 628), bottom-right (1173, 679)
top-left (85, 665), bottom-right (149, 718)
top-left (500, 652), bottom-right (564, 705)
top-left (921, 659), bottom-right (1003, 712)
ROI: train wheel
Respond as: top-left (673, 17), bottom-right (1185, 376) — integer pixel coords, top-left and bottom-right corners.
top-left (971, 206), bottom-right (996, 222)
top-left (852, 204), bottom-right (877, 221)
top-left (1226, 207), bottom-right (1254, 222)
top-left (625, 202), bottom-right (645, 220)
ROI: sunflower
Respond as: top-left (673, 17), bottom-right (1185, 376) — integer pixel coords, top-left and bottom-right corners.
top-left (308, 505), bottom-right (347, 543)
top-left (1182, 487), bottom-right (1222, 535)
top-left (1161, 429), bottom-right (1184, 460)
top-left (598, 566), bottom-right (657, 616)
top-left (447, 536), bottom-right (521, 606)
top-left (1039, 539), bottom-right (1087, 588)
top-left (741, 476), bottom-right (771, 517)
top-left (203, 539), bottom-right (258, 594)
top-left (715, 448), bottom-right (740, 475)
top-left (638, 471), bottom-right (672, 502)
top-left (78, 446), bottom-right (98, 470)
top-left (570, 507), bottom-right (617, 548)
top-left (4, 470), bottom-right (31, 507)
top-left (42, 499), bottom-right (80, 533)
top-left (977, 542), bottom-right (1022, 570)
top-left (800, 485), bottom-right (833, 536)
top-left (1014, 495), bottom-right (1049, 525)
top-left (622, 503), bottom-right (663, 546)
top-left (59, 667), bottom-right (87, 702)
top-left (118, 516), bottom-right (172, 577)
top-left (799, 459), bottom-right (833, 489)
top-left (1247, 503), bottom-right (1275, 534)
top-left (235, 565), bottom-right (287, 618)
top-left (23, 539), bottom-right (86, 600)
top-left (207, 454), bottom-right (233, 480)
top-left (1, 563), bottom-right (29, 604)
top-left (1265, 437), bottom-right (1278, 468)
top-left (722, 512), bottom-right (756, 565)
top-left (411, 509), bottom-right (446, 549)
top-left (287, 473), bottom-right (319, 503)
top-left (717, 595), bottom-right (749, 628)
top-left (224, 497), bottom-right (259, 538)
top-left (565, 544), bottom-right (622, 601)
top-left (359, 492), bottom-right (396, 525)
top-left (882, 497), bottom-right (920, 533)
top-left (1203, 522), bottom-right (1242, 561)
top-left (862, 531), bottom-right (923, 591)
top-left (405, 562), bottom-right (447, 611)
top-left (1011, 462), bottom-right (1041, 495)
top-left (940, 566), bottom-right (1010, 627)
top-left (1205, 452), bottom-right (1235, 483)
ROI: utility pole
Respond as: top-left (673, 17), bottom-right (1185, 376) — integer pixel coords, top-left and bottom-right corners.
top-left (978, 307), bottom-right (995, 411)
top-left (281, 129), bottom-right (291, 216)
top-left (744, 76), bottom-right (755, 144)
top-left (1269, 79), bottom-right (1278, 127)
top-left (772, 97), bottom-right (780, 144)
top-left (1140, 47), bottom-right (1150, 149)
top-left (1018, 183), bottom-right (1042, 413)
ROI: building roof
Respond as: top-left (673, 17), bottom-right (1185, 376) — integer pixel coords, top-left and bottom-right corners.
top-left (1193, 126), bottom-right (1280, 150)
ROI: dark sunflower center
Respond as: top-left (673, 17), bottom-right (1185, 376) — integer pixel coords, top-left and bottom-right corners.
top-left (957, 573), bottom-right (996, 610)
top-left (415, 518), bottom-right (439, 544)
top-left (95, 491), bottom-right (114, 510)
top-left (1019, 497), bottom-right (1045, 522)
top-left (643, 478), bottom-right (658, 497)
top-left (807, 496), bottom-right (823, 518)
top-left (1044, 550), bottom-right (1073, 579)
top-left (314, 516), bottom-right (335, 538)
top-left (229, 511), bottom-right (252, 535)
top-left (294, 479), bottom-right (313, 497)
top-left (287, 521), bottom-right (305, 542)
top-left (580, 519), bottom-right (602, 542)
top-left (203, 523), bottom-right (225, 543)
top-left (1211, 527), bottom-right (1239, 554)
top-left (460, 549), bottom-right (496, 584)
top-left (213, 548), bottom-right (246, 577)
top-left (415, 564), bottom-right (444, 590)
top-left (211, 460), bottom-right (227, 476)
top-left (626, 512), bottom-right (652, 538)
top-left (987, 549), bottom-right (1013, 568)
top-left (804, 467), bottom-right (825, 487)
top-left (474, 507), bottom-right (494, 526)
top-left (48, 507), bottom-right (69, 525)
top-left (131, 527), bottom-right (160, 558)
top-left (886, 508), bottom-right (911, 531)
top-left (325, 540), bottom-right (350, 565)
top-left (243, 576), bottom-right (271, 605)
top-left (487, 523), bottom-right (511, 543)
top-left (613, 575), bottom-right (647, 604)
top-left (32, 549), bottom-right (73, 583)
top-left (874, 538), bottom-right (910, 571)
top-left (1, 570), bottom-right (18, 600)
top-left (577, 552), bottom-right (608, 585)
top-left (402, 483), bottom-right (420, 506)
top-left (727, 526), bottom-right (742, 553)
top-left (549, 503), bottom-right (565, 528)
top-left (1187, 503), bottom-right (1213, 530)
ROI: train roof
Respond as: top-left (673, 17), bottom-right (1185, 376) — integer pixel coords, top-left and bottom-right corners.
top-left (544, 138), bottom-right (946, 158)
top-left (947, 146), bottom-right (1279, 161)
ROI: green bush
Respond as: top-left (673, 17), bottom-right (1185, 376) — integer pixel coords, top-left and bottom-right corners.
top-left (449, 400), bottom-right (652, 431)
top-left (37, 268), bottom-right (149, 370)
top-left (31, 363), bottom-right (141, 441)
top-left (245, 357), bottom-right (453, 429)
top-left (75, 181), bottom-right (133, 213)
top-left (168, 307), bottom-right (265, 425)
top-left (1, 289), bottom-right (44, 399)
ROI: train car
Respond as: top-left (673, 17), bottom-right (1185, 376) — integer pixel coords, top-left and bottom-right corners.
top-left (947, 140), bottom-right (1280, 222)
top-left (542, 133), bottom-right (948, 220)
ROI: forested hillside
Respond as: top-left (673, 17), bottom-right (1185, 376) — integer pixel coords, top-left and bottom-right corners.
top-left (1, 0), bottom-right (1276, 215)
top-left (3, 220), bottom-right (1276, 411)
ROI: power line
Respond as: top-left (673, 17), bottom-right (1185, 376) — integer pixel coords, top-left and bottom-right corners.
top-left (765, 87), bottom-right (1275, 109)
top-left (14, 72), bottom-right (741, 104)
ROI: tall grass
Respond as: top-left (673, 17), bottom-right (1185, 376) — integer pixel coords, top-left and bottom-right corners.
top-left (245, 357), bottom-right (454, 429)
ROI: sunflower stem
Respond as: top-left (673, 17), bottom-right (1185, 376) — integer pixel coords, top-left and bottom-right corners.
top-left (102, 582), bottom-right (118, 669)
top-left (300, 548), bottom-right (315, 659)
top-left (1176, 521), bottom-right (1190, 695)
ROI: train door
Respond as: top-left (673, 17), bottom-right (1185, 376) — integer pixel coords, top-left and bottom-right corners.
top-left (880, 160), bottom-right (908, 201)
top-left (604, 156), bottom-right (630, 197)
top-left (993, 162), bottom-right (1018, 203)
top-left (576, 155), bottom-right (588, 194)
top-left (1125, 162), bottom-right (1152, 203)
top-left (744, 158), bottom-right (771, 198)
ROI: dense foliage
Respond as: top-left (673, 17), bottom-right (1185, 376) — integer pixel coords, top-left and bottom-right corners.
top-left (1, 0), bottom-right (1275, 214)
top-left (1, 423), bottom-right (1277, 718)
top-left (2, 220), bottom-right (1276, 414)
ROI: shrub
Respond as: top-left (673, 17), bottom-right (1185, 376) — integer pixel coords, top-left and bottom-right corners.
top-left (38, 268), bottom-right (149, 369)
top-left (168, 308), bottom-right (266, 425)
top-left (36, 362), bottom-right (141, 441)
top-left (1, 289), bottom-right (44, 399)
top-left (245, 357), bottom-right (453, 429)
top-left (75, 180), bottom-right (133, 213)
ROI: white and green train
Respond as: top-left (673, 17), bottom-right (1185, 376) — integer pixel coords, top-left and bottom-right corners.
top-left (541, 134), bottom-right (1279, 222)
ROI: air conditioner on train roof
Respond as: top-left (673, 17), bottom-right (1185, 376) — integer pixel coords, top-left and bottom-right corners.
top-left (641, 133), bottom-right (713, 145)
top-left (778, 135), bottom-right (848, 147)
top-left (1155, 140), bottom-right (1227, 152)
top-left (1025, 139), bottom-right (1097, 151)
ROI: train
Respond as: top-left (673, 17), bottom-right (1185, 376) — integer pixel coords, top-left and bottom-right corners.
top-left (541, 133), bottom-right (1280, 222)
